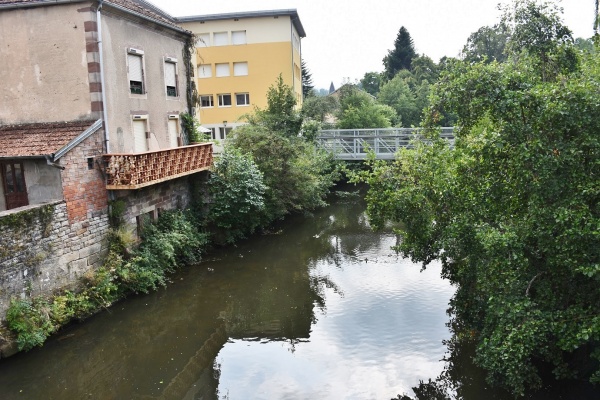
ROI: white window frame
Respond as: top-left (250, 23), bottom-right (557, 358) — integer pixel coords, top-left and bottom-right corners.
top-left (233, 62), bottom-right (248, 76)
top-left (200, 95), bottom-right (214, 108)
top-left (164, 57), bottom-right (178, 97)
top-left (218, 94), bottom-right (232, 107)
top-left (216, 63), bottom-right (230, 77)
top-left (127, 48), bottom-right (145, 95)
top-left (235, 93), bottom-right (250, 106)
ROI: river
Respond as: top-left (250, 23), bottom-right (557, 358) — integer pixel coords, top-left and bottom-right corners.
top-left (0, 188), bottom-right (595, 399)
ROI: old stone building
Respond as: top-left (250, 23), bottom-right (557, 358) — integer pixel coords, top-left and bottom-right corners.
top-left (0, 0), bottom-right (212, 326)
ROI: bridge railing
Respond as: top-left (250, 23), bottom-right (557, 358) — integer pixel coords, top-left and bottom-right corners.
top-left (316, 127), bottom-right (454, 160)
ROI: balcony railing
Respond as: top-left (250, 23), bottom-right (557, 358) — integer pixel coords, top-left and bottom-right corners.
top-left (104, 143), bottom-right (213, 190)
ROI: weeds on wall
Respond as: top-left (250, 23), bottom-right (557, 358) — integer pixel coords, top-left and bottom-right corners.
top-left (5, 209), bottom-right (208, 351)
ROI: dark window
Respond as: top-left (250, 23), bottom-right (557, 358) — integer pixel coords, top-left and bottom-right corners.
top-left (1, 161), bottom-right (28, 209)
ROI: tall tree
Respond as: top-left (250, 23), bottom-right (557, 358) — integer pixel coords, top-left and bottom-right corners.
top-left (245, 74), bottom-right (302, 137)
top-left (301, 60), bottom-right (314, 99)
top-left (356, 1), bottom-right (600, 396)
top-left (383, 26), bottom-right (416, 80)
top-left (503, 0), bottom-right (576, 81)
top-left (461, 24), bottom-right (509, 63)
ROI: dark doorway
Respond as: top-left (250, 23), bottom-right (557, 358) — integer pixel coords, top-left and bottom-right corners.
top-left (1, 161), bottom-right (29, 210)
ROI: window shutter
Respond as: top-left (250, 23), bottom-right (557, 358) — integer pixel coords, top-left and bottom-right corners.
top-left (214, 32), bottom-right (228, 46)
top-left (232, 30), bottom-right (246, 45)
top-left (165, 62), bottom-right (176, 87)
top-left (128, 54), bottom-right (143, 82)
top-left (233, 62), bottom-right (248, 76)
top-left (168, 119), bottom-right (179, 148)
top-left (216, 63), bottom-right (230, 77)
top-left (197, 33), bottom-right (210, 47)
top-left (198, 64), bottom-right (212, 78)
top-left (133, 120), bottom-right (148, 152)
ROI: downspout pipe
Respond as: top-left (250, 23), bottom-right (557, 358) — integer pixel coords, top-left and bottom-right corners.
top-left (97, 0), bottom-right (115, 203)
top-left (97, 0), bottom-right (110, 154)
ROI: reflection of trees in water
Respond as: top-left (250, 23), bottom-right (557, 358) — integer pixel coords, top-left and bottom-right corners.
top-left (394, 316), bottom-right (600, 400)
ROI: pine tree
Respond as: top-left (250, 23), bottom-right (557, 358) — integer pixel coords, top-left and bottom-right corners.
top-left (382, 26), bottom-right (416, 80)
top-left (301, 60), bottom-right (314, 99)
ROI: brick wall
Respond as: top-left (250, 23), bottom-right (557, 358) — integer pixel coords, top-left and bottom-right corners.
top-left (0, 127), bottom-right (109, 320)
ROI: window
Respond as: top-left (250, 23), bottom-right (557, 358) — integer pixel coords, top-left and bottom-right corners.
top-left (1, 161), bottom-right (28, 210)
top-left (127, 50), bottom-right (145, 94)
top-left (218, 94), bottom-right (232, 107)
top-left (198, 64), bottom-right (212, 78)
top-left (216, 63), bottom-right (230, 77)
top-left (136, 210), bottom-right (156, 237)
top-left (233, 62), bottom-right (248, 76)
top-left (232, 30), bottom-right (247, 45)
top-left (197, 33), bottom-right (210, 47)
top-left (167, 116), bottom-right (180, 148)
top-left (164, 59), bottom-right (178, 97)
top-left (236, 93), bottom-right (250, 106)
top-left (200, 95), bottom-right (214, 108)
top-left (213, 32), bottom-right (228, 46)
top-left (132, 117), bottom-right (148, 153)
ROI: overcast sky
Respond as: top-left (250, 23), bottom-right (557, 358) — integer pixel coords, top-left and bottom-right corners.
top-left (151, 0), bottom-right (593, 90)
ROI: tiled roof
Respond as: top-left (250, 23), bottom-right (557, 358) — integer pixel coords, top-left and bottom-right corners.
top-left (0, 120), bottom-right (97, 158)
top-left (0, 0), bottom-right (187, 33)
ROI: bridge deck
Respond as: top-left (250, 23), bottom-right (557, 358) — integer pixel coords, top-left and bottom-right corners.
top-left (316, 127), bottom-right (454, 160)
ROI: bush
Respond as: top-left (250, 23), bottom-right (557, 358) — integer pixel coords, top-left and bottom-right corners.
top-left (207, 147), bottom-right (266, 244)
top-left (228, 124), bottom-right (338, 223)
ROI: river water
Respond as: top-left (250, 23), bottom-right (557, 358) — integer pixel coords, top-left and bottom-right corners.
top-left (1, 189), bottom-right (594, 399)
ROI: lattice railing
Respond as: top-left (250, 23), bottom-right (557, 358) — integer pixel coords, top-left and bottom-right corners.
top-left (316, 127), bottom-right (455, 160)
top-left (104, 143), bottom-right (213, 189)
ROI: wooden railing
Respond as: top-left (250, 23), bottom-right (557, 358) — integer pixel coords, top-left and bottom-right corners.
top-left (316, 127), bottom-right (455, 160)
top-left (104, 143), bottom-right (213, 190)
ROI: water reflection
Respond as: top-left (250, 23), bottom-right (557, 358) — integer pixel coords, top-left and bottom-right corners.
top-left (0, 189), bottom-right (454, 400)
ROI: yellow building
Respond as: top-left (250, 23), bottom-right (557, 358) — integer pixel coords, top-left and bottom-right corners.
top-left (179, 9), bottom-right (305, 139)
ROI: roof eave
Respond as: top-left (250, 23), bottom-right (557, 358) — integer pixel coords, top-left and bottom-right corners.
top-left (53, 119), bottom-right (103, 161)
top-left (178, 8), bottom-right (306, 38)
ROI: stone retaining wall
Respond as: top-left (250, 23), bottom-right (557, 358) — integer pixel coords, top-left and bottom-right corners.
top-left (0, 201), bottom-right (110, 318)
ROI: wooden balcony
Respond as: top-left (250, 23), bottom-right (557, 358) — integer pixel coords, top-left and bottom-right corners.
top-left (104, 143), bottom-right (213, 190)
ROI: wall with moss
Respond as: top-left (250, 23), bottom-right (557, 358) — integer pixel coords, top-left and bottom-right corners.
top-left (0, 201), bottom-right (109, 318)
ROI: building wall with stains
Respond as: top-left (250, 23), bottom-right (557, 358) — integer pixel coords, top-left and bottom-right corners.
top-left (0, 3), bottom-right (96, 124)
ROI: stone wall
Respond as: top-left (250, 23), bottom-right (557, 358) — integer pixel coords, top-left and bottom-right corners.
top-left (0, 201), bottom-right (109, 318)
top-left (114, 172), bottom-right (208, 233)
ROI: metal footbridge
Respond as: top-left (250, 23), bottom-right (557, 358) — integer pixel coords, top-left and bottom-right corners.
top-left (316, 127), bottom-right (455, 160)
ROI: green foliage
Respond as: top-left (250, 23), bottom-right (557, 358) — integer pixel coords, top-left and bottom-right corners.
top-left (336, 86), bottom-right (396, 129)
top-left (180, 112), bottom-right (207, 143)
top-left (383, 26), bottom-right (417, 80)
top-left (461, 24), bottom-right (509, 64)
top-left (228, 124), bottom-right (338, 223)
top-left (245, 74), bottom-right (303, 137)
top-left (6, 209), bottom-right (208, 350)
top-left (301, 95), bottom-right (339, 125)
top-left (356, 23), bottom-right (600, 398)
top-left (108, 199), bottom-right (126, 228)
top-left (502, 0), bottom-right (577, 81)
top-left (6, 297), bottom-right (56, 351)
top-left (301, 59), bottom-right (314, 99)
top-left (360, 71), bottom-right (384, 96)
top-left (207, 147), bottom-right (267, 244)
top-left (378, 74), bottom-right (418, 127)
